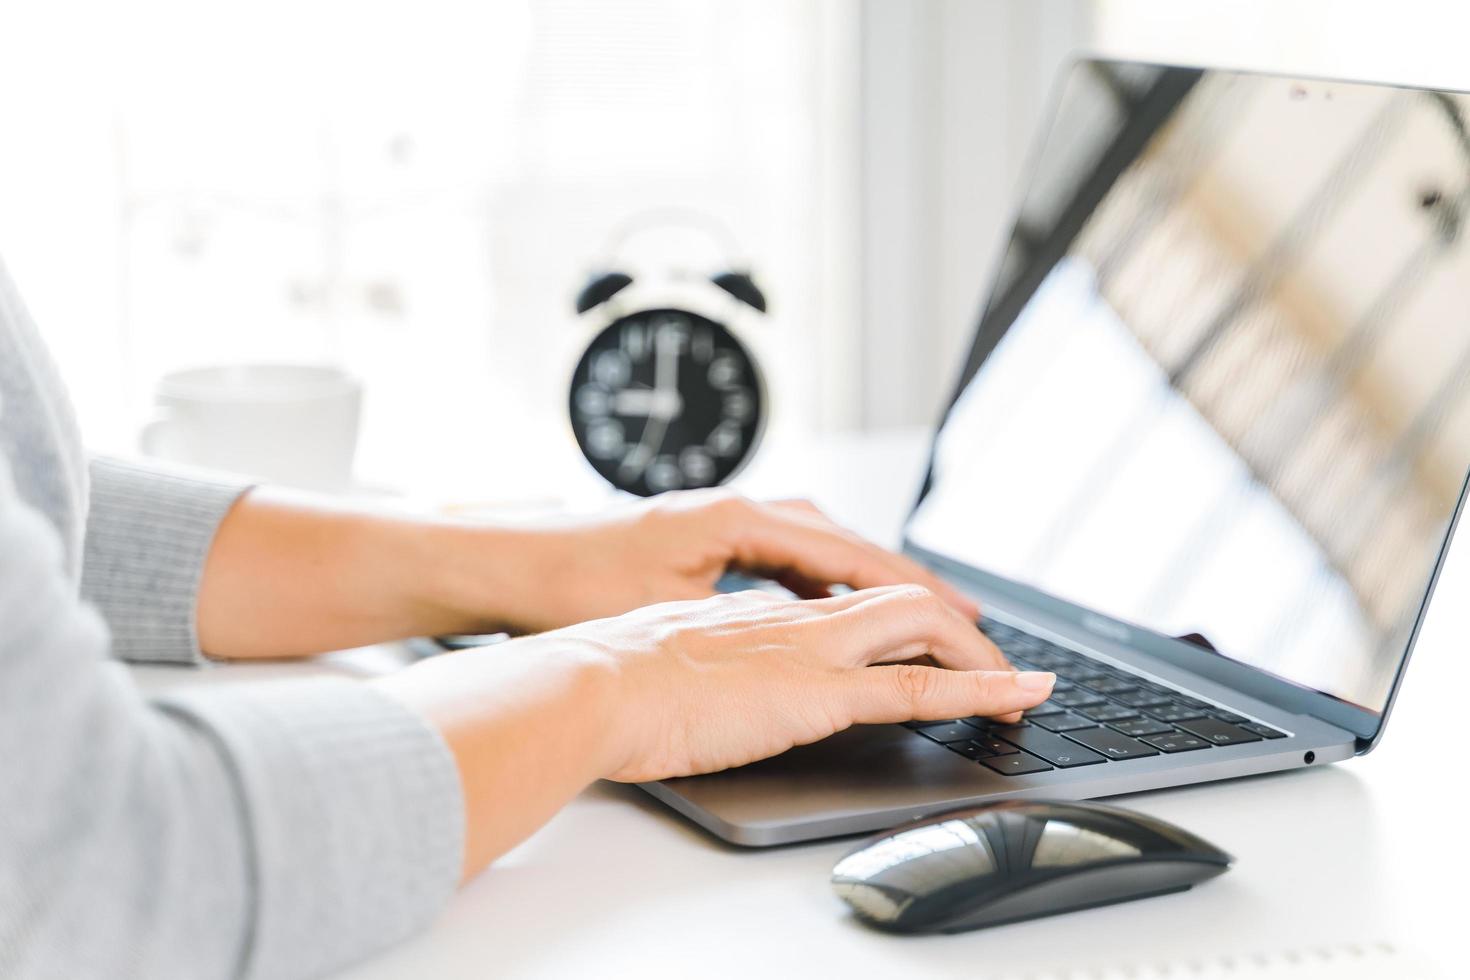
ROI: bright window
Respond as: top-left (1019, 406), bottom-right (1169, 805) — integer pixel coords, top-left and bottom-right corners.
top-left (0, 0), bottom-right (854, 500)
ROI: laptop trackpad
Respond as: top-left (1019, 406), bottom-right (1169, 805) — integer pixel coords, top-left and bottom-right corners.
top-left (655, 724), bottom-right (989, 828)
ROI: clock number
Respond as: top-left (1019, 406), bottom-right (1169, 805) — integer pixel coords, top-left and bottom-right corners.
top-left (679, 447), bottom-right (716, 486)
top-left (655, 317), bottom-right (689, 355)
top-left (708, 352), bottom-right (742, 390)
top-left (692, 327), bottom-right (715, 364)
top-left (722, 387), bottom-right (754, 423)
top-left (592, 349), bottom-right (631, 388)
top-left (621, 323), bottom-right (650, 362)
top-left (645, 455), bottom-right (683, 493)
top-left (708, 421), bottom-right (743, 458)
top-left (575, 384), bottom-right (611, 418)
top-left (586, 419), bottom-right (625, 459)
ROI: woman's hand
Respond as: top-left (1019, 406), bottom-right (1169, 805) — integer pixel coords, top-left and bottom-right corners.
top-left (434, 489), bottom-right (981, 635)
top-left (376, 585), bottom-right (1053, 880)
top-left (197, 486), bottom-right (982, 660)
top-left (572, 586), bottom-right (1047, 782)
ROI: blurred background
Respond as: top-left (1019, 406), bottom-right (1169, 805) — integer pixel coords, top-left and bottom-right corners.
top-left (3, 0), bottom-right (1470, 505)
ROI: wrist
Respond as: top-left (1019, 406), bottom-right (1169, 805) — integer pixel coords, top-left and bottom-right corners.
top-left (379, 635), bottom-right (620, 779)
top-left (415, 521), bottom-right (568, 636)
top-left (373, 633), bottom-right (623, 878)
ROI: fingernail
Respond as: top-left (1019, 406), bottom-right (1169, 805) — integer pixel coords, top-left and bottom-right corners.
top-left (1016, 671), bottom-right (1055, 691)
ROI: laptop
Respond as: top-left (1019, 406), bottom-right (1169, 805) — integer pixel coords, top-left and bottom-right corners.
top-left (641, 58), bottom-right (1470, 845)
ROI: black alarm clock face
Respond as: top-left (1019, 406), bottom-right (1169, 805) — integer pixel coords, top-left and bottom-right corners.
top-left (569, 308), bottom-right (765, 496)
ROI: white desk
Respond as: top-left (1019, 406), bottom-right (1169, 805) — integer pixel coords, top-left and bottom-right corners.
top-left (133, 429), bottom-right (1464, 978)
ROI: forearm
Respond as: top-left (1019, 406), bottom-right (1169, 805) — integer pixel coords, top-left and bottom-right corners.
top-left (196, 488), bottom-right (539, 659)
top-left (372, 640), bottom-right (616, 882)
top-left (195, 486), bottom-right (983, 662)
top-left (203, 487), bottom-right (626, 879)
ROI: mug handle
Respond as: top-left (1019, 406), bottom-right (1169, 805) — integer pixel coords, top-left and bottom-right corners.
top-left (139, 410), bottom-right (176, 458)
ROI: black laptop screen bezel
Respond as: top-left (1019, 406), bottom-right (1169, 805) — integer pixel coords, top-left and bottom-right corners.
top-left (901, 56), bottom-right (1470, 751)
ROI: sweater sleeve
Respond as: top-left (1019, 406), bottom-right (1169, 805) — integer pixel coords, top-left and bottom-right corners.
top-left (81, 456), bottom-right (251, 664)
top-left (0, 448), bottom-right (464, 979)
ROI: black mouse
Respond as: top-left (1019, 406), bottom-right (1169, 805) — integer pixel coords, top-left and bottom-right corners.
top-left (831, 800), bottom-right (1231, 933)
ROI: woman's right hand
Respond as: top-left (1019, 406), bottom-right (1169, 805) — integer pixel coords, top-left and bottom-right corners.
top-left (565, 585), bottom-right (1055, 782)
top-left (377, 585), bottom-right (1054, 881)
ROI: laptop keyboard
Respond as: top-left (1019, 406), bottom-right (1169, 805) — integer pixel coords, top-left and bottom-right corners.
top-left (904, 619), bottom-right (1287, 775)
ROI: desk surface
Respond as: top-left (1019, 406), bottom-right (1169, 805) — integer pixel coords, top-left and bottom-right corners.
top-left (134, 429), bottom-right (1462, 978)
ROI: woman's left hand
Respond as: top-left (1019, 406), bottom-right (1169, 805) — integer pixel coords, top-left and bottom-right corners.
top-left (434, 489), bottom-right (982, 635)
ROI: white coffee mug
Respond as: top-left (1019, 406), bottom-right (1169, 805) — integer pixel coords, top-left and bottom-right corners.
top-left (141, 364), bottom-right (363, 492)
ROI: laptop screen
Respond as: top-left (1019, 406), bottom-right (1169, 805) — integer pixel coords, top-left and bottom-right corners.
top-left (907, 62), bottom-right (1470, 714)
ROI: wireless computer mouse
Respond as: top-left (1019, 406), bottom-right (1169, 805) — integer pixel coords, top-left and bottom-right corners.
top-left (831, 800), bottom-right (1231, 933)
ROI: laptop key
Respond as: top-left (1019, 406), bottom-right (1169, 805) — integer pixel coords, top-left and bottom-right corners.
top-left (964, 716), bottom-right (1030, 731)
top-left (1115, 689), bottom-right (1173, 709)
top-left (1143, 732), bottom-right (1212, 753)
top-left (947, 740), bottom-right (994, 760)
top-left (1110, 717), bottom-right (1175, 737)
top-left (979, 751), bottom-right (1054, 776)
top-left (992, 725), bottom-right (1107, 768)
top-left (980, 622), bottom-right (1023, 643)
top-left (1147, 703), bottom-right (1207, 722)
top-left (1032, 711), bottom-right (1097, 733)
top-left (1022, 701), bottom-right (1065, 718)
top-left (915, 722), bottom-right (982, 744)
top-left (1052, 690), bottom-right (1106, 709)
top-left (1077, 704), bottom-right (1138, 723)
top-left (1212, 711), bottom-right (1248, 724)
top-left (1063, 727), bottom-right (1160, 760)
top-left (1241, 722), bottom-right (1287, 739)
top-left (971, 735), bottom-right (1018, 755)
top-left (1083, 677), bottom-right (1137, 696)
top-left (1176, 718), bottom-right (1262, 746)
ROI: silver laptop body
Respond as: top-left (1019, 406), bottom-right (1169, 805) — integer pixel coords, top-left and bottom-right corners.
top-left (642, 59), bottom-right (1470, 845)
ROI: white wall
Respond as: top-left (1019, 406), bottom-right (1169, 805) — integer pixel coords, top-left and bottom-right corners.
top-left (0, 1), bottom-right (860, 503)
top-left (856, 0), bottom-right (1092, 429)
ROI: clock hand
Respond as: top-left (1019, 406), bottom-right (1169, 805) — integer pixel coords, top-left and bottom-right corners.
top-left (620, 332), bottom-right (681, 477)
top-left (656, 330), bottom-right (678, 393)
top-left (611, 388), bottom-right (683, 418)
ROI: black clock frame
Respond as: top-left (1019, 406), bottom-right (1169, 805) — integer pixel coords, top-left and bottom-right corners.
top-left (568, 307), bottom-right (767, 497)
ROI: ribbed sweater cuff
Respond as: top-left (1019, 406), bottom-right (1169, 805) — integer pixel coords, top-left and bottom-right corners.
top-left (81, 456), bottom-right (251, 664)
top-left (156, 677), bottom-right (464, 980)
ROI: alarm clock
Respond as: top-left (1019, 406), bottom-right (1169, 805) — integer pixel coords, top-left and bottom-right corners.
top-left (569, 214), bottom-right (768, 497)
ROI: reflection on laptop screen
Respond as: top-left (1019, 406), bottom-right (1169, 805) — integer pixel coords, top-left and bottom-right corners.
top-left (908, 62), bottom-right (1470, 714)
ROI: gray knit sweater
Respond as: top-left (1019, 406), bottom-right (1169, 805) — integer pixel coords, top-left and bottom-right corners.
top-left (0, 257), bottom-right (463, 979)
